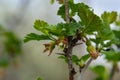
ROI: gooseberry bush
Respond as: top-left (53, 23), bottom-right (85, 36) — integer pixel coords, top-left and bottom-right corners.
top-left (24, 0), bottom-right (120, 80)
top-left (0, 25), bottom-right (22, 68)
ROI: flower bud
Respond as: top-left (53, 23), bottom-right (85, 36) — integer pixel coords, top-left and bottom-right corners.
top-left (87, 45), bottom-right (99, 59)
top-left (79, 60), bottom-right (85, 68)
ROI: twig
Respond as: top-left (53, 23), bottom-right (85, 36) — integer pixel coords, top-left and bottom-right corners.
top-left (65, 0), bottom-right (70, 23)
top-left (61, 39), bottom-right (76, 80)
top-left (55, 53), bottom-right (64, 55)
top-left (77, 58), bottom-right (92, 80)
top-left (74, 43), bottom-right (83, 46)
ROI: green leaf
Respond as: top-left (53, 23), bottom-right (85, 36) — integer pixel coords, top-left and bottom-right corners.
top-left (44, 23), bottom-right (66, 36)
top-left (76, 3), bottom-right (103, 34)
top-left (57, 23), bottom-right (81, 36)
top-left (115, 20), bottom-right (120, 26)
top-left (90, 37), bottom-right (102, 45)
top-left (98, 31), bottom-right (114, 42)
top-left (79, 54), bottom-right (90, 67)
top-left (66, 23), bottom-right (82, 36)
top-left (69, 0), bottom-right (74, 3)
top-left (36, 77), bottom-right (43, 80)
top-left (57, 5), bottom-right (65, 20)
top-left (113, 30), bottom-right (120, 41)
top-left (91, 65), bottom-right (105, 76)
top-left (72, 55), bottom-right (79, 65)
top-left (46, 23), bottom-right (81, 37)
top-left (24, 33), bottom-right (51, 42)
top-left (76, 3), bottom-right (90, 25)
top-left (90, 65), bottom-right (108, 80)
top-left (98, 25), bottom-right (115, 41)
top-left (34, 20), bottom-right (48, 30)
top-left (103, 50), bottom-right (120, 62)
top-left (50, 0), bottom-right (54, 4)
top-left (101, 11), bottom-right (117, 24)
top-left (97, 11), bottom-right (117, 42)
top-left (79, 54), bottom-right (90, 62)
top-left (113, 30), bottom-right (120, 47)
top-left (34, 20), bottom-right (62, 36)
top-left (95, 77), bottom-right (103, 80)
top-left (58, 55), bottom-right (68, 63)
top-left (34, 20), bottom-right (49, 35)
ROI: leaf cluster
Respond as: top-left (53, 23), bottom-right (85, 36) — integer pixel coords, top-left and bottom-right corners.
top-left (90, 65), bottom-right (108, 80)
top-left (24, 2), bottom-right (106, 57)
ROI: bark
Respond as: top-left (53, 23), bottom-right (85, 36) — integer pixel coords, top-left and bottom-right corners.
top-left (66, 41), bottom-right (75, 80)
top-left (65, 0), bottom-right (70, 23)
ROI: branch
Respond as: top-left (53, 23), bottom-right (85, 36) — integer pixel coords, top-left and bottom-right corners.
top-left (64, 0), bottom-right (75, 80)
top-left (74, 43), bottom-right (83, 46)
top-left (77, 58), bottom-right (92, 80)
top-left (65, 0), bottom-right (70, 23)
top-left (65, 41), bottom-right (76, 80)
